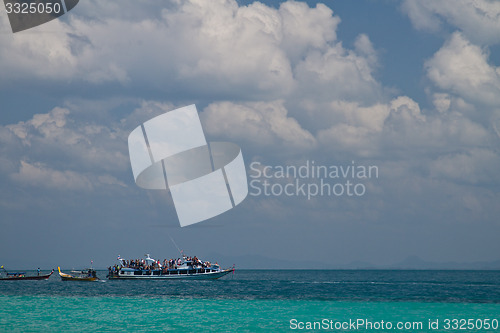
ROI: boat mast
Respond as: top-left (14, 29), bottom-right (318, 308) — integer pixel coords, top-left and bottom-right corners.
top-left (168, 234), bottom-right (184, 258)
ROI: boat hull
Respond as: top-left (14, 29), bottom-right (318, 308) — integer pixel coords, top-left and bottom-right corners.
top-left (0, 271), bottom-right (53, 281)
top-left (108, 268), bottom-right (233, 280)
top-left (60, 276), bottom-right (98, 282)
top-left (58, 267), bottom-right (99, 281)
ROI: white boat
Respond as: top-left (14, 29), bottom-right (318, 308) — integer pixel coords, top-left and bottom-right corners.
top-left (107, 254), bottom-right (234, 280)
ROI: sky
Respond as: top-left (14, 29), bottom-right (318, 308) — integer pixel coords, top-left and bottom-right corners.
top-left (1, 0), bottom-right (499, 269)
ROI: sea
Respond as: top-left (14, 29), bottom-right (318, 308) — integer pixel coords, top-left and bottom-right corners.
top-left (1, 270), bottom-right (499, 332)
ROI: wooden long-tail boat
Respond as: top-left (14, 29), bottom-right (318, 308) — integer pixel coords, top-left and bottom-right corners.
top-left (58, 267), bottom-right (99, 281)
top-left (0, 266), bottom-right (54, 281)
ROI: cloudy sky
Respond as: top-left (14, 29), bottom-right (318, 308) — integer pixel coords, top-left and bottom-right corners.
top-left (1, 0), bottom-right (499, 269)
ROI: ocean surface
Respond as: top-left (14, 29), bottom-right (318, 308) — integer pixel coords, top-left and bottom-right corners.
top-left (1, 270), bottom-right (499, 332)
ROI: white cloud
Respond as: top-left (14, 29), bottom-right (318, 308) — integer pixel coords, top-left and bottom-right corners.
top-left (279, 1), bottom-right (339, 62)
top-left (0, 0), bottom-right (496, 192)
top-left (493, 116), bottom-right (500, 139)
top-left (317, 96), bottom-right (422, 156)
top-left (1, 0), bottom-right (500, 267)
top-left (97, 174), bottom-right (127, 188)
top-left (330, 101), bottom-right (389, 132)
top-left (0, 15), bottom-right (129, 84)
top-left (315, 94), bottom-right (495, 160)
top-left (402, 0), bottom-right (500, 45)
top-left (433, 93), bottom-right (451, 113)
top-left (354, 34), bottom-right (377, 68)
top-left (294, 41), bottom-right (381, 103)
top-left (430, 149), bottom-right (500, 185)
top-left (8, 107), bottom-right (75, 145)
top-left (382, 102), bottom-right (490, 154)
top-left (318, 123), bottom-right (379, 157)
top-left (0, 103), bottom-right (138, 192)
top-left (425, 32), bottom-right (500, 106)
top-left (201, 100), bottom-right (316, 150)
top-left (401, 0), bottom-right (442, 32)
top-left (403, 2), bottom-right (500, 153)
top-left (10, 160), bottom-right (93, 191)
top-left (4, 106), bottom-right (129, 172)
top-left (0, 0), bottom-right (381, 104)
top-left (389, 96), bottom-right (425, 123)
top-left (160, 0), bottom-right (295, 95)
top-left (0, 0), bottom-right (498, 233)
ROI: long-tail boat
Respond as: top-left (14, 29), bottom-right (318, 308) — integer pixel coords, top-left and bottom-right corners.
top-left (0, 266), bottom-right (54, 281)
top-left (58, 267), bottom-right (99, 281)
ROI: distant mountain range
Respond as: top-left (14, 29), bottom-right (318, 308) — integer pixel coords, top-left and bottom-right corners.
top-left (211, 253), bottom-right (500, 270)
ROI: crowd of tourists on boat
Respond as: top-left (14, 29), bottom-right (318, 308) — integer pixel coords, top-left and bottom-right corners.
top-left (108, 255), bottom-right (218, 273)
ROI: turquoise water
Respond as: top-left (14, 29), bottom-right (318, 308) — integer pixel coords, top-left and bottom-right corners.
top-left (1, 270), bottom-right (499, 332)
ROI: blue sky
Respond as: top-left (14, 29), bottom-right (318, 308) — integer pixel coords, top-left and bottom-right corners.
top-left (1, 0), bottom-right (499, 269)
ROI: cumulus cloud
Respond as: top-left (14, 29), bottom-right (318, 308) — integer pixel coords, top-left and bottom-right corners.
top-left (4, 106), bottom-right (129, 172)
top-left (0, 15), bottom-right (128, 83)
top-left (425, 32), bottom-right (500, 106)
top-left (314, 92), bottom-right (497, 164)
top-left (433, 93), bottom-right (451, 113)
top-left (402, 0), bottom-right (500, 45)
top-left (11, 160), bottom-right (93, 190)
top-left (0, 103), bottom-right (138, 191)
top-left (317, 96), bottom-right (423, 156)
top-left (201, 100), bottom-right (316, 150)
top-left (1, 0), bottom-right (500, 265)
top-left (402, 0), bottom-right (500, 145)
top-left (383, 110), bottom-right (491, 153)
top-left (354, 34), bottom-right (377, 68)
top-left (400, 0), bottom-right (500, 159)
top-left (430, 149), bottom-right (500, 185)
top-left (0, 0), bottom-right (381, 104)
top-left (293, 41), bottom-right (381, 104)
top-left (279, 1), bottom-right (339, 61)
top-left (8, 107), bottom-right (75, 145)
top-left (0, 0), bottom-right (496, 188)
